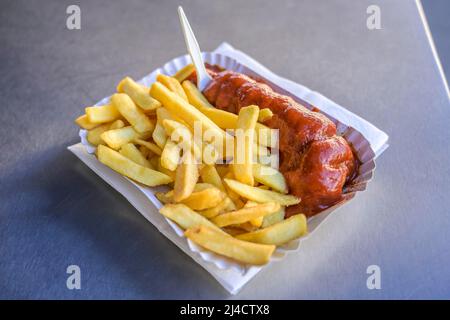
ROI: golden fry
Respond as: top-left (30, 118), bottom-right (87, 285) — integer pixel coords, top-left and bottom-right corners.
top-left (139, 145), bottom-right (151, 159)
top-left (234, 222), bottom-right (259, 233)
top-left (97, 145), bottom-right (172, 186)
top-left (155, 106), bottom-right (186, 127)
top-left (155, 157), bottom-right (176, 181)
top-left (159, 204), bottom-right (224, 234)
top-left (181, 187), bottom-right (225, 210)
top-left (237, 214), bottom-right (307, 246)
top-left (87, 122), bottom-right (111, 146)
top-left (198, 196), bottom-right (236, 219)
top-left (134, 139), bottom-right (162, 156)
top-left (85, 105), bottom-right (120, 124)
top-left (258, 108), bottom-right (273, 122)
top-left (232, 105), bottom-right (259, 186)
top-left (152, 123), bottom-right (167, 149)
top-left (222, 172), bottom-right (242, 205)
top-left (245, 201), bottom-right (264, 227)
top-left (200, 165), bottom-right (226, 192)
top-left (182, 80), bottom-right (214, 109)
top-left (117, 76), bottom-right (161, 111)
top-left (111, 93), bottom-right (154, 133)
top-left (101, 126), bottom-right (137, 150)
top-left (224, 178), bottom-right (300, 206)
top-left (173, 152), bottom-right (199, 202)
top-left (201, 141), bottom-right (220, 165)
top-left (200, 107), bottom-right (238, 128)
top-left (150, 82), bottom-right (230, 146)
top-left (157, 74), bottom-right (188, 101)
top-left (119, 143), bottom-right (153, 168)
top-left (162, 119), bottom-right (202, 160)
top-left (156, 107), bottom-right (174, 123)
top-left (262, 207), bottom-right (285, 228)
top-left (185, 225), bottom-right (275, 265)
top-left (211, 202), bottom-right (280, 227)
top-left (252, 163), bottom-right (288, 194)
top-left (254, 127), bottom-right (273, 148)
top-left (155, 191), bottom-right (173, 204)
top-left (215, 165), bottom-right (229, 178)
top-left (199, 107), bottom-right (272, 147)
top-left (109, 119), bottom-right (125, 130)
top-left (174, 64), bottom-right (195, 82)
top-left (75, 114), bottom-right (100, 130)
top-left (156, 183), bottom-right (224, 210)
top-left (160, 140), bottom-right (181, 171)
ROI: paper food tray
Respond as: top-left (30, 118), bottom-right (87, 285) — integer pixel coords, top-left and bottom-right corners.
top-left (68, 42), bottom-right (389, 294)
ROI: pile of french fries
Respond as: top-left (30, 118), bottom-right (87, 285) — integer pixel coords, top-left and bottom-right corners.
top-left (75, 64), bottom-right (308, 265)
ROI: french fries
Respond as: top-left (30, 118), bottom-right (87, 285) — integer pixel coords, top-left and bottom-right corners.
top-left (181, 187), bottom-right (225, 210)
top-left (173, 151), bottom-right (199, 202)
top-left (224, 178), bottom-right (300, 206)
top-left (157, 74), bottom-right (188, 101)
top-left (156, 107), bottom-right (174, 122)
top-left (198, 197), bottom-right (236, 219)
top-left (200, 165), bottom-right (226, 192)
top-left (76, 72), bottom-right (310, 266)
top-left (183, 94), bottom-right (272, 146)
top-left (252, 163), bottom-right (288, 194)
top-left (255, 127), bottom-right (273, 148)
top-left (211, 202), bottom-right (280, 227)
top-left (199, 105), bottom-right (270, 132)
top-left (155, 157), bottom-right (176, 180)
top-left (200, 141), bottom-right (220, 166)
top-left (139, 145), bottom-right (150, 158)
top-left (109, 119), bottom-right (125, 130)
top-left (173, 64), bottom-right (195, 82)
top-left (237, 214), bottom-right (307, 246)
top-left (258, 108), bottom-right (273, 122)
top-left (117, 76), bottom-right (161, 111)
top-left (155, 191), bottom-right (173, 204)
top-left (199, 106), bottom-right (239, 129)
top-left (160, 204), bottom-right (224, 234)
top-left (119, 143), bottom-right (153, 169)
top-left (150, 82), bottom-right (231, 147)
top-left (160, 140), bottom-right (181, 171)
top-left (232, 105), bottom-right (259, 186)
top-left (182, 80), bottom-right (214, 109)
top-left (185, 225), bottom-right (275, 265)
top-left (222, 172), bottom-right (245, 208)
top-left (86, 122), bottom-right (111, 146)
top-left (75, 114), bottom-right (100, 130)
top-left (101, 126), bottom-right (138, 150)
top-left (158, 183), bottom-right (226, 211)
top-left (152, 123), bottom-right (167, 149)
top-left (134, 139), bottom-right (162, 156)
top-left (152, 108), bottom-right (171, 149)
top-left (262, 207), bottom-right (285, 228)
top-left (97, 145), bottom-right (172, 186)
top-left (245, 201), bottom-right (264, 227)
top-left (85, 105), bottom-right (120, 124)
top-left (162, 119), bottom-right (201, 160)
top-left (156, 106), bottom-right (181, 125)
top-left (215, 165), bottom-right (229, 178)
top-left (111, 93), bottom-right (154, 134)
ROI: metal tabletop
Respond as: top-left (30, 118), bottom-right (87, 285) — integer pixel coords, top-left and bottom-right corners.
top-left (1, 0), bottom-right (449, 299)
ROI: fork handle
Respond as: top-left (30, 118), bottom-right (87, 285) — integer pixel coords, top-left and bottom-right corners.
top-left (178, 6), bottom-right (212, 91)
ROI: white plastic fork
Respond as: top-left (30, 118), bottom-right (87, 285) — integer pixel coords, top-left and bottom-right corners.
top-left (177, 6), bottom-right (212, 91)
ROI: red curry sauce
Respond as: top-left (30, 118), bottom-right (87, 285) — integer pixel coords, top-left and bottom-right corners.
top-left (188, 66), bottom-right (358, 217)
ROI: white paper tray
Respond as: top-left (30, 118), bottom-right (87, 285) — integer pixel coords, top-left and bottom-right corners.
top-left (68, 42), bottom-right (388, 294)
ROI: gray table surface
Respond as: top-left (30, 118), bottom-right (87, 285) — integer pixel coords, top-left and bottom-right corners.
top-left (1, 0), bottom-right (449, 299)
top-left (422, 0), bottom-right (450, 80)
